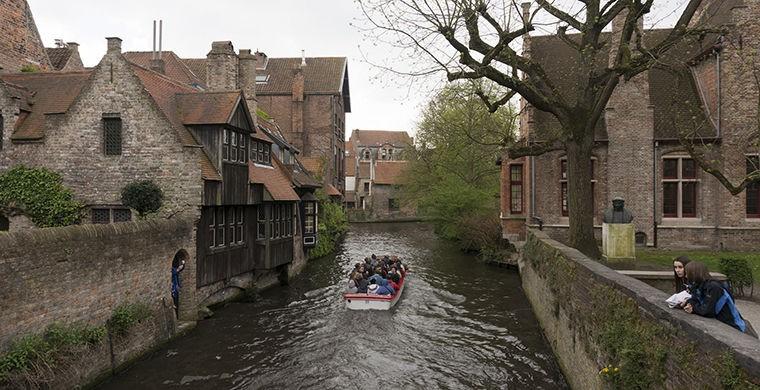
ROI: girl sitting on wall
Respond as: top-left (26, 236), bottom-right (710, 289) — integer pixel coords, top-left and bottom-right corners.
top-left (682, 261), bottom-right (756, 336)
top-left (673, 256), bottom-right (691, 293)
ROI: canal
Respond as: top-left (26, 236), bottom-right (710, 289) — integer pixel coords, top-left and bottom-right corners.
top-left (100, 222), bottom-right (566, 389)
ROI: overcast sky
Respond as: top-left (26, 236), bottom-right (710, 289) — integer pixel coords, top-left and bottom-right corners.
top-left (29, 1), bottom-right (687, 141)
top-left (30, 0), bottom-right (425, 139)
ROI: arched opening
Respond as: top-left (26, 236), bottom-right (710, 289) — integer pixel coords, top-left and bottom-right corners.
top-left (171, 249), bottom-right (190, 318)
top-left (0, 215), bottom-right (8, 231)
top-left (635, 232), bottom-right (647, 247)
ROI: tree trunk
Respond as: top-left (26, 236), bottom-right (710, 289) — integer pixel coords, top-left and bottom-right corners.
top-left (566, 131), bottom-right (601, 259)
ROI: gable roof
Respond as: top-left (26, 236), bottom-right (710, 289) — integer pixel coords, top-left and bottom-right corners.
top-left (46, 47), bottom-right (73, 70)
top-left (176, 91), bottom-right (242, 125)
top-left (528, 28), bottom-right (716, 141)
top-left (249, 157), bottom-right (300, 201)
top-left (350, 130), bottom-right (413, 148)
top-left (374, 161), bottom-right (408, 185)
top-left (125, 51), bottom-right (205, 88)
top-left (1, 71), bottom-right (92, 140)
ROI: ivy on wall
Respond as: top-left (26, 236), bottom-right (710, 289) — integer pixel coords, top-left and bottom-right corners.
top-left (0, 166), bottom-right (83, 227)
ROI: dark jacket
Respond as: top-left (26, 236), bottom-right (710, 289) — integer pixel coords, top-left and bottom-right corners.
top-left (688, 280), bottom-right (747, 333)
top-left (356, 278), bottom-right (369, 293)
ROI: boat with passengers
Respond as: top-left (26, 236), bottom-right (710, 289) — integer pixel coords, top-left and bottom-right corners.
top-left (343, 254), bottom-right (408, 310)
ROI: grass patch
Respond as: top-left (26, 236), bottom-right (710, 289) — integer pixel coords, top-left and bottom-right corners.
top-left (107, 303), bottom-right (151, 336)
top-left (635, 250), bottom-right (760, 283)
top-left (0, 323), bottom-right (105, 382)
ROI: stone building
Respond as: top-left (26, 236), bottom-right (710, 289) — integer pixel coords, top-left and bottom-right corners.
top-left (0, 37), bottom-right (310, 315)
top-left (500, 0), bottom-right (760, 250)
top-left (345, 129), bottom-right (414, 218)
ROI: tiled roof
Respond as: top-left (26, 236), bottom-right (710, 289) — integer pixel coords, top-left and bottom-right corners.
top-left (249, 157), bottom-right (300, 201)
top-left (529, 29), bottom-right (715, 141)
top-left (46, 47), bottom-right (72, 70)
top-left (350, 129), bottom-right (412, 148)
top-left (176, 92), bottom-right (241, 125)
top-left (258, 116), bottom-right (300, 153)
top-left (182, 58), bottom-right (207, 85)
top-left (325, 183), bottom-right (342, 196)
top-left (1, 71), bottom-right (92, 140)
top-left (374, 161), bottom-right (409, 185)
top-left (358, 162), bottom-right (371, 179)
top-left (125, 51), bottom-right (204, 87)
top-left (252, 57), bottom-right (346, 95)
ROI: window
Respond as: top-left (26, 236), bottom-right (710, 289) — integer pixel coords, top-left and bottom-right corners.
top-left (560, 159), bottom-right (596, 217)
top-left (389, 198), bottom-right (400, 212)
top-left (364, 182), bottom-right (370, 193)
top-left (510, 164), bottom-right (523, 214)
top-left (92, 208), bottom-right (131, 224)
top-left (103, 114), bottom-right (122, 155)
top-left (381, 149), bottom-right (387, 160)
top-left (257, 206), bottom-right (266, 240)
top-left (362, 149), bottom-right (371, 160)
top-left (228, 207), bottom-right (236, 244)
top-left (209, 210), bottom-right (216, 248)
top-left (304, 201), bottom-right (317, 234)
top-left (236, 207), bottom-right (244, 244)
top-left (239, 134), bottom-right (247, 163)
top-left (223, 130), bottom-right (248, 164)
top-left (388, 149), bottom-right (393, 160)
top-left (747, 155), bottom-right (760, 218)
top-left (662, 157), bottom-right (698, 218)
top-left (215, 207), bottom-right (225, 247)
top-left (255, 74), bottom-right (269, 84)
top-left (251, 140), bottom-right (272, 165)
top-left (223, 129), bottom-right (230, 161)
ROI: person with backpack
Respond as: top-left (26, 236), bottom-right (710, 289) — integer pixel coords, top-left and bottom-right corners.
top-left (683, 261), bottom-right (756, 336)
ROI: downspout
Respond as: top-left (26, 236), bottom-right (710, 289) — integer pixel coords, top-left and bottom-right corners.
top-left (717, 46), bottom-right (722, 139)
top-left (653, 140), bottom-right (658, 248)
top-left (531, 155), bottom-right (536, 221)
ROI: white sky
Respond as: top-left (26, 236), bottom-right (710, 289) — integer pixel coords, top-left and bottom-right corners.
top-left (29, 1), bottom-right (687, 141)
top-left (29, 0), bottom-right (423, 140)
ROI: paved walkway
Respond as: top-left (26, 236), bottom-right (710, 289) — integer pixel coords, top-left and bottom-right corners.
top-left (736, 299), bottom-right (760, 338)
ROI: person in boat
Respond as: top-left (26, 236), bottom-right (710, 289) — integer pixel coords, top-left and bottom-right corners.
top-left (369, 273), bottom-right (388, 287)
top-left (683, 261), bottom-right (755, 335)
top-left (673, 256), bottom-right (691, 293)
top-left (367, 282), bottom-right (394, 296)
top-left (356, 273), bottom-right (369, 293)
top-left (388, 272), bottom-right (401, 292)
top-left (347, 272), bottom-right (359, 293)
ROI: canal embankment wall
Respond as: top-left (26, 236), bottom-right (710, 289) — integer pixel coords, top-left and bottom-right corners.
top-left (0, 216), bottom-right (197, 388)
top-left (520, 229), bottom-right (760, 389)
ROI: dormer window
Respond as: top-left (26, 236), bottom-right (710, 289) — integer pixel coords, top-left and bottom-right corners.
top-left (362, 149), bottom-right (371, 160)
top-left (222, 129), bottom-right (248, 164)
top-left (251, 140), bottom-right (272, 166)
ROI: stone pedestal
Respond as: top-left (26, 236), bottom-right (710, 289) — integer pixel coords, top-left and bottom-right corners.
top-left (602, 223), bottom-right (635, 261)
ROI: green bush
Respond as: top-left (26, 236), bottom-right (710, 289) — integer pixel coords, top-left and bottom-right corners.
top-left (0, 323), bottom-right (105, 381)
top-left (720, 257), bottom-right (754, 297)
top-left (308, 190), bottom-right (348, 259)
top-left (121, 180), bottom-right (163, 217)
top-left (0, 166), bottom-right (83, 227)
top-left (107, 303), bottom-right (151, 336)
top-left (20, 64), bottom-right (39, 73)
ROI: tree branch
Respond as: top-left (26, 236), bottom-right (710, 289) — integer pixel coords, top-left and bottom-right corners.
top-left (506, 140), bottom-right (565, 159)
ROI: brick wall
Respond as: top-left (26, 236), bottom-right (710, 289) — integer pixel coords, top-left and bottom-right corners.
top-left (0, 215), bottom-right (197, 351)
top-left (0, 47), bottom-right (204, 220)
top-left (0, 0), bottom-right (50, 72)
top-left (521, 229), bottom-right (760, 389)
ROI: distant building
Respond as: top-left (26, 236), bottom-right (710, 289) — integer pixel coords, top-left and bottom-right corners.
top-left (346, 129), bottom-right (415, 218)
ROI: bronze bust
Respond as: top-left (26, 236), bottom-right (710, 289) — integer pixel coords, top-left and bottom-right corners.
top-left (603, 197), bottom-right (634, 224)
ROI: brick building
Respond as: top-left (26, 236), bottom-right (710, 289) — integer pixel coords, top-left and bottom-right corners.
top-left (345, 129), bottom-right (414, 218)
top-left (500, 0), bottom-right (760, 250)
top-left (0, 37), bottom-right (311, 312)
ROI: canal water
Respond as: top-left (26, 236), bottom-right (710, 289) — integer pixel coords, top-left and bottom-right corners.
top-left (100, 222), bottom-right (566, 389)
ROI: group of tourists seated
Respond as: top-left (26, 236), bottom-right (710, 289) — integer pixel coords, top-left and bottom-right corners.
top-left (669, 256), bottom-right (757, 337)
top-left (345, 254), bottom-right (406, 296)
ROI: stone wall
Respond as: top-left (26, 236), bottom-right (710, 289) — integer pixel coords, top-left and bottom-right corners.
top-left (521, 229), bottom-right (760, 389)
top-left (0, 215), bottom-right (197, 350)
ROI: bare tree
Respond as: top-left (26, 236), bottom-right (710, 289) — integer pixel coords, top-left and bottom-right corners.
top-left (358, 0), bottom-right (711, 258)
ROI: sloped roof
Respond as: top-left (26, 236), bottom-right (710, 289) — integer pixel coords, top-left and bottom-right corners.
top-left (249, 157), bottom-right (300, 201)
top-left (1, 71), bottom-right (92, 140)
top-left (258, 116), bottom-right (300, 153)
top-left (300, 156), bottom-right (323, 175)
top-left (374, 161), bottom-right (409, 185)
top-left (182, 58), bottom-right (207, 84)
top-left (528, 28), bottom-right (716, 141)
top-left (176, 92), bottom-right (241, 125)
top-left (350, 129), bottom-right (412, 148)
top-left (46, 47), bottom-right (73, 70)
top-left (325, 183), bottom-right (342, 197)
top-left (125, 51), bottom-right (204, 87)
top-left (250, 57), bottom-right (346, 95)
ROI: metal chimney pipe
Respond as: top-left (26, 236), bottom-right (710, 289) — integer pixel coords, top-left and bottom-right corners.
top-left (158, 20), bottom-right (163, 59)
top-left (301, 49), bottom-right (306, 66)
top-left (152, 20), bottom-right (156, 60)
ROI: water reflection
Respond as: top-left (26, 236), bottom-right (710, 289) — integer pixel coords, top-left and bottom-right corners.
top-left (100, 222), bottom-right (566, 389)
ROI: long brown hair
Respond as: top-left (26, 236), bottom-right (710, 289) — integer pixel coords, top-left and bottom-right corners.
top-left (673, 256), bottom-right (691, 292)
top-left (685, 261), bottom-right (712, 285)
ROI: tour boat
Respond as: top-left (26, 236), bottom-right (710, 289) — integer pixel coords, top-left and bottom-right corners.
top-left (343, 274), bottom-right (407, 310)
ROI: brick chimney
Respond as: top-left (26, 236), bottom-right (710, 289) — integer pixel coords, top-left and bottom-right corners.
top-left (238, 49), bottom-right (257, 123)
top-left (206, 41), bottom-right (238, 91)
top-left (291, 66), bottom-right (306, 151)
top-left (106, 37), bottom-right (122, 54)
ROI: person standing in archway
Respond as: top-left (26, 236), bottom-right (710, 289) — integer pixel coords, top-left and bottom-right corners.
top-left (171, 254), bottom-right (186, 318)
